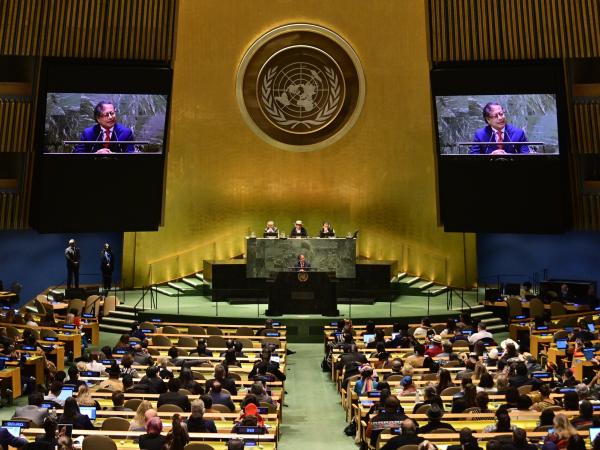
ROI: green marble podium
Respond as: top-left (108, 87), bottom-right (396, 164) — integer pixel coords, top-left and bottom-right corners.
top-left (246, 237), bottom-right (356, 279)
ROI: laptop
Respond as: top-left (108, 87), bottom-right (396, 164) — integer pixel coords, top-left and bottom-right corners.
top-left (590, 427), bottom-right (600, 442)
top-left (56, 387), bottom-right (74, 402)
top-left (79, 406), bottom-right (97, 421)
top-left (3, 426), bottom-right (20, 437)
top-left (588, 323), bottom-right (596, 332)
top-left (556, 339), bottom-right (568, 350)
top-left (584, 348), bottom-right (596, 361)
top-left (363, 334), bottom-right (375, 344)
top-left (0, 359), bottom-right (6, 370)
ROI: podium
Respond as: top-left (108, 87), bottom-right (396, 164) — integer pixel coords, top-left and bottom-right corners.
top-left (265, 271), bottom-right (339, 316)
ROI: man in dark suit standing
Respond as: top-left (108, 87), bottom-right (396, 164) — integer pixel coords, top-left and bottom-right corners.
top-left (74, 101), bottom-right (135, 153)
top-left (65, 239), bottom-right (80, 289)
top-left (100, 243), bottom-right (114, 290)
top-left (470, 102), bottom-right (530, 154)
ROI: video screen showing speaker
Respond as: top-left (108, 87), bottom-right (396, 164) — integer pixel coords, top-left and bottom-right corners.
top-left (435, 94), bottom-right (559, 155)
top-left (44, 93), bottom-right (167, 154)
top-left (30, 59), bottom-right (173, 233)
top-left (431, 61), bottom-right (570, 233)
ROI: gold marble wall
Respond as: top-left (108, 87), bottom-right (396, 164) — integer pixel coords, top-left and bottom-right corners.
top-left (122, 0), bottom-right (478, 289)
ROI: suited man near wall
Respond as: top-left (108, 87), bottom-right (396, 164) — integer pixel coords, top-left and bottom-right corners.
top-left (65, 239), bottom-right (80, 289)
top-left (100, 243), bottom-right (114, 290)
top-left (469, 102), bottom-right (530, 155)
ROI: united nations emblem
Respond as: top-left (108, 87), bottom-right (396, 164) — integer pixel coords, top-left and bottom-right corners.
top-left (237, 24), bottom-right (365, 151)
top-left (258, 46), bottom-right (345, 134)
top-left (298, 272), bottom-right (309, 282)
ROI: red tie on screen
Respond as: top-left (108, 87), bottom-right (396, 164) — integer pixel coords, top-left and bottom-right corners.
top-left (496, 130), bottom-right (504, 150)
top-left (104, 129), bottom-right (111, 149)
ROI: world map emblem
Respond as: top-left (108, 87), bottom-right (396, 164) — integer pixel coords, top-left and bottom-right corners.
top-left (237, 24), bottom-right (365, 151)
top-left (258, 47), bottom-right (345, 134)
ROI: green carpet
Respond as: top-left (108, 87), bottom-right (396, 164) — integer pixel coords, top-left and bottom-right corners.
top-left (278, 343), bottom-right (354, 450)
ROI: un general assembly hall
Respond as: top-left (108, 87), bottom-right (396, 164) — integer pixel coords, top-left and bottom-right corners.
top-left (2, 1), bottom-right (600, 449)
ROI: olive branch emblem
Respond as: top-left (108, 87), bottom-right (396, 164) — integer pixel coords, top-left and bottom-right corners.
top-left (260, 65), bottom-right (341, 130)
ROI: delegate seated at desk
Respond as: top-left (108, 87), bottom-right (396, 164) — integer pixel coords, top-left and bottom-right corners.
top-left (294, 254), bottom-right (311, 272)
top-left (319, 222), bottom-right (335, 238)
top-left (263, 220), bottom-right (279, 238)
top-left (290, 220), bottom-right (308, 238)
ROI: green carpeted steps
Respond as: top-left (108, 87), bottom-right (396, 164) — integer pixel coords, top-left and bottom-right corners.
top-left (182, 277), bottom-right (204, 289)
top-left (167, 281), bottom-right (199, 296)
top-left (395, 274), bottom-right (449, 297)
top-left (99, 304), bottom-right (140, 334)
top-left (153, 286), bottom-right (180, 296)
top-left (470, 307), bottom-right (507, 333)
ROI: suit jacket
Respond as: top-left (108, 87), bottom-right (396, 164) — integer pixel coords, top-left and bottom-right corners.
top-left (100, 249), bottom-right (114, 274)
top-left (65, 246), bottom-right (80, 268)
top-left (319, 228), bottom-right (336, 238)
top-left (209, 391), bottom-right (235, 412)
top-left (157, 391), bottom-right (191, 412)
top-left (74, 123), bottom-right (135, 153)
top-left (469, 124), bottom-right (530, 154)
top-left (294, 260), bottom-right (311, 271)
top-left (290, 226), bottom-right (308, 237)
top-left (263, 227), bottom-right (279, 237)
top-left (13, 405), bottom-right (48, 426)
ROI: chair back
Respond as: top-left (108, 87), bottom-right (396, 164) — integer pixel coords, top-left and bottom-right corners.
top-left (151, 335), bottom-right (173, 346)
top-left (158, 403), bottom-right (184, 412)
top-left (178, 336), bottom-right (197, 347)
top-left (528, 297), bottom-right (545, 319)
top-left (550, 301), bottom-right (567, 317)
top-left (235, 327), bottom-right (255, 336)
top-left (84, 295), bottom-right (101, 317)
top-left (6, 326), bottom-right (21, 339)
top-left (206, 335), bottom-right (226, 348)
top-left (68, 298), bottom-right (85, 315)
top-left (40, 328), bottom-right (58, 339)
top-left (210, 403), bottom-right (233, 413)
top-left (415, 404), bottom-right (431, 414)
top-left (138, 322), bottom-right (156, 332)
top-left (262, 337), bottom-right (280, 348)
top-left (123, 398), bottom-right (143, 411)
top-left (187, 325), bottom-right (206, 335)
top-left (162, 325), bottom-right (180, 334)
top-left (440, 386), bottom-right (461, 396)
top-left (82, 435), bottom-right (118, 450)
top-left (101, 416), bottom-right (131, 431)
top-left (506, 296), bottom-right (523, 318)
top-left (259, 402), bottom-right (277, 414)
top-left (102, 295), bottom-right (119, 316)
top-left (205, 326), bottom-right (223, 335)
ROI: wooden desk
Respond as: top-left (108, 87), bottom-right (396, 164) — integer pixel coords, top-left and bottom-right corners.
top-left (529, 334), bottom-right (553, 359)
top-left (82, 321), bottom-right (100, 345)
top-left (0, 291), bottom-right (16, 305)
top-left (0, 366), bottom-right (21, 398)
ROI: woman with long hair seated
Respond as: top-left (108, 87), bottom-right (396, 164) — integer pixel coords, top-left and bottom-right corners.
top-left (163, 414), bottom-right (189, 450)
top-left (75, 384), bottom-right (101, 409)
top-left (544, 413), bottom-right (586, 450)
top-left (129, 399), bottom-right (153, 431)
top-left (57, 397), bottom-right (94, 430)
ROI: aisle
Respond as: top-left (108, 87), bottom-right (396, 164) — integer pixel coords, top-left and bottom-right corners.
top-left (278, 343), bottom-right (356, 450)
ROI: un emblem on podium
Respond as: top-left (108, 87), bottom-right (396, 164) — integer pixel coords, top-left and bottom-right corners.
top-left (298, 272), bottom-right (309, 282)
top-left (237, 24), bottom-right (365, 151)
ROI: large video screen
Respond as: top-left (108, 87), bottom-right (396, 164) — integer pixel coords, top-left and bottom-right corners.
top-left (30, 59), bottom-right (172, 233)
top-left (431, 61), bottom-right (570, 233)
top-left (435, 94), bottom-right (559, 155)
top-left (44, 93), bottom-right (167, 154)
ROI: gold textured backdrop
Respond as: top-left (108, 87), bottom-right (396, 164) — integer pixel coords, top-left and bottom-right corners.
top-left (122, 0), bottom-right (477, 289)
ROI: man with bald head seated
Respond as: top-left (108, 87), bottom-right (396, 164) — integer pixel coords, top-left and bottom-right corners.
top-left (208, 380), bottom-right (235, 412)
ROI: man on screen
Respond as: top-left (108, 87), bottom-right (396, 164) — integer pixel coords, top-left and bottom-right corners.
top-left (469, 102), bottom-right (530, 155)
top-left (74, 101), bottom-right (135, 153)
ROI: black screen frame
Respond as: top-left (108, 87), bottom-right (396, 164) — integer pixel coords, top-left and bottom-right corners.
top-left (431, 60), bottom-right (571, 233)
top-left (30, 58), bottom-right (173, 232)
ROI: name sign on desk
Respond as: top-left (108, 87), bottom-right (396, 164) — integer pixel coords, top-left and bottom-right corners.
top-left (246, 237), bottom-right (356, 278)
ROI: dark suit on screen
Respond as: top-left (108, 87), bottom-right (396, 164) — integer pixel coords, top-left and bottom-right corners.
top-left (74, 123), bottom-right (135, 153)
top-left (469, 124), bottom-right (530, 154)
